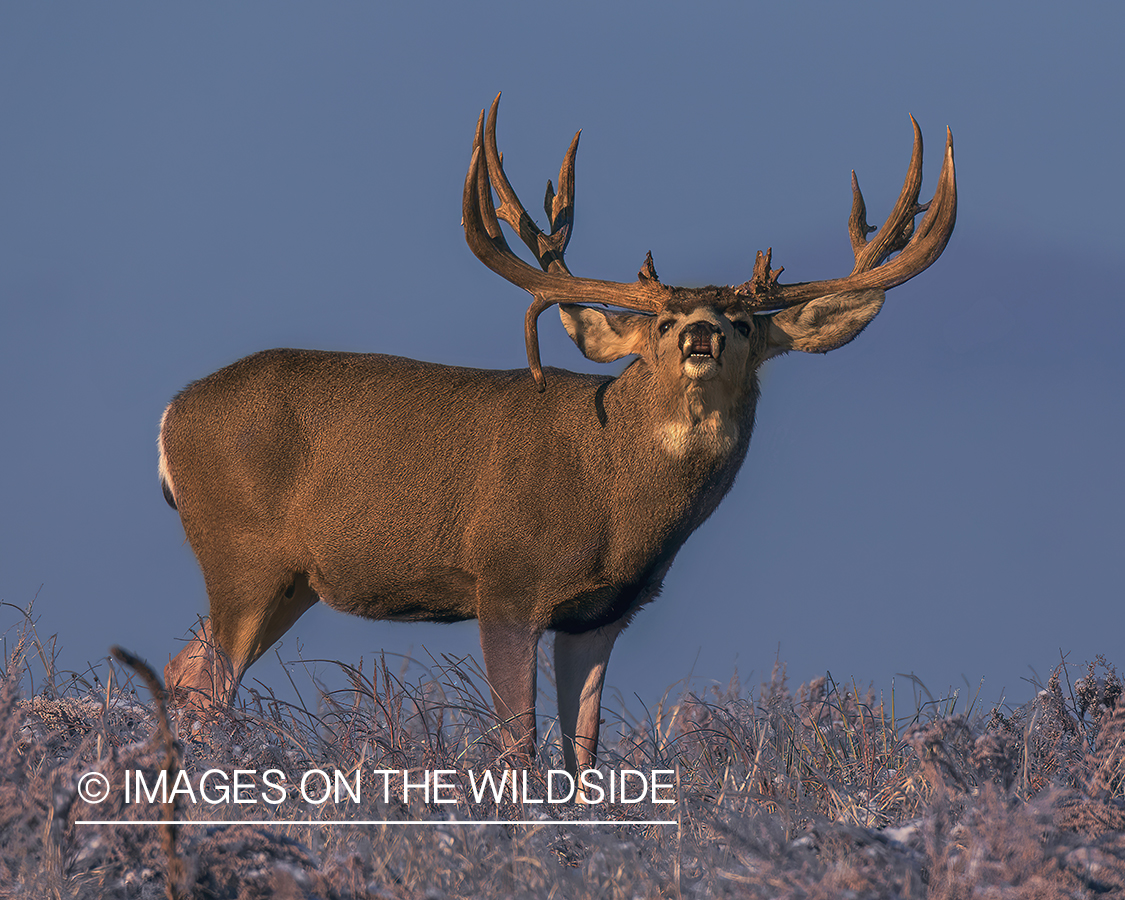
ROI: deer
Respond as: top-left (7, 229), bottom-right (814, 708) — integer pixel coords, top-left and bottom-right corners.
top-left (158, 95), bottom-right (956, 777)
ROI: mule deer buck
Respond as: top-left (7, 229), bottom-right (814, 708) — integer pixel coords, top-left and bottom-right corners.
top-left (159, 95), bottom-right (955, 776)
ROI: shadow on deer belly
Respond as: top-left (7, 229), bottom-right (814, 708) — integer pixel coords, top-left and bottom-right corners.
top-left (548, 583), bottom-right (656, 634)
top-left (311, 568), bottom-right (478, 624)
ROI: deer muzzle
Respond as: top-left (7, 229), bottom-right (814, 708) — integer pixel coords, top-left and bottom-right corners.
top-left (679, 322), bottom-right (725, 380)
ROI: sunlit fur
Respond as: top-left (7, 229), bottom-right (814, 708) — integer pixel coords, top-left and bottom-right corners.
top-left (157, 404), bottom-right (176, 509)
top-left (160, 273), bottom-right (886, 781)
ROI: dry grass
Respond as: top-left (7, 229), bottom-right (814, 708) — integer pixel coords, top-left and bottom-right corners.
top-left (2, 602), bottom-right (1124, 899)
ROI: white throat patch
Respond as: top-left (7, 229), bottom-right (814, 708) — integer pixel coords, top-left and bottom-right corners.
top-left (655, 410), bottom-right (738, 459)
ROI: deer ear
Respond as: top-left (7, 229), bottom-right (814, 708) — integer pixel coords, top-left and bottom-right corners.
top-left (765, 289), bottom-right (886, 358)
top-left (560, 304), bottom-right (651, 363)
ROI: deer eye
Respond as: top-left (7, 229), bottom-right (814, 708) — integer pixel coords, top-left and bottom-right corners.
top-left (657, 320), bottom-right (675, 336)
top-left (732, 320), bottom-right (751, 338)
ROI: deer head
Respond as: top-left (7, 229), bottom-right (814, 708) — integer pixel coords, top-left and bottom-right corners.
top-left (463, 94), bottom-right (956, 390)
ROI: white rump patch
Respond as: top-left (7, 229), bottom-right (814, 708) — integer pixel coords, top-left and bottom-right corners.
top-left (157, 404), bottom-right (176, 504)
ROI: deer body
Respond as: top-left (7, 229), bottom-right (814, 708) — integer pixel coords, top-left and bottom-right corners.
top-left (161, 303), bottom-right (764, 771)
top-left (161, 346), bottom-right (755, 632)
top-left (162, 96), bottom-right (955, 776)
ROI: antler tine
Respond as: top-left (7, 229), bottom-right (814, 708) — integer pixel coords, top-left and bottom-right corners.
top-left (865, 123), bottom-right (957, 282)
top-left (544, 130), bottom-right (580, 264)
top-left (463, 98), bottom-right (670, 390)
top-left (738, 119), bottom-right (957, 308)
top-left (483, 94), bottom-right (579, 275)
top-left (911, 128), bottom-right (957, 250)
top-left (850, 116), bottom-right (926, 274)
top-left (848, 170), bottom-right (876, 260)
top-left (464, 128), bottom-right (539, 290)
top-left (462, 143), bottom-right (552, 385)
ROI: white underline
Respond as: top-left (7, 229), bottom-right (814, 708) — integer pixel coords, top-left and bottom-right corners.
top-left (77, 819), bottom-right (677, 827)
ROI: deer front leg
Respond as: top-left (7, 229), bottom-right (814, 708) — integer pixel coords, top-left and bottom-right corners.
top-left (554, 623), bottom-right (623, 776)
top-left (479, 618), bottom-right (542, 764)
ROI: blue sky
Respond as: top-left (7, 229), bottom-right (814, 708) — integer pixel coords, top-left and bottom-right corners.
top-left (2, 3), bottom-right (1121, 719)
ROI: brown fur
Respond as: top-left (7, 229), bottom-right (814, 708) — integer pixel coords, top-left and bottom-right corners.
top-left (160, 295), bottom-right (885, 773)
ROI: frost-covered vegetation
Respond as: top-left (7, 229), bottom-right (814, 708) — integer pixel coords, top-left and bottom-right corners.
top-left (2, 603), bottom-right (1124, 899)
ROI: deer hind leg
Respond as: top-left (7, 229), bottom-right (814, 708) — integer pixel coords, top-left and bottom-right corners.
top-left (166, 568), bottom-right (317, 709)
top-left (554, 623), bottom-right (623, 776)
top-left (478, 617), bottom-right (542, 765)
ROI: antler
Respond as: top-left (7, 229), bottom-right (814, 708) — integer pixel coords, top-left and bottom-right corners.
top-left (735, 116), bottom-right (957, 305)
top-left (481, 94), bottom-right (578, 277)
top-left (463, 94), bottom-right (670, 390)
top-left (464, 97), bottom-right (957, 389)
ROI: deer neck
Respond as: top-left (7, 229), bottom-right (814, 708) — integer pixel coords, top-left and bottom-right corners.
top-left (656, 369), bottom-right (756, 463)
top-left (611, 361), bottom-right (759, 465)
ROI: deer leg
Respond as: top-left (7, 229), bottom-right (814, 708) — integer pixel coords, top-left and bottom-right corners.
top-left (554, 623), bottom-right (623, 776)
top-left (238, 571), bottom-right (318, 669)
top-left (165, 617), bottom-right (227, 708)
top-left (167, 569), bottom-right (317, 708)
top-left (478, 618), bottom-right (542, 765)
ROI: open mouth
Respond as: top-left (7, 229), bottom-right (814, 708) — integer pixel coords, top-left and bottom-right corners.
top-left (682, 333), bottom-right (721, 379)
top-left (683, 331), bottom-right (719, 359)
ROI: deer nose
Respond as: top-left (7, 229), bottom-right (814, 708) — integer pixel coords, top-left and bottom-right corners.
top-left (679, 321), bottom-right (725, 359)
